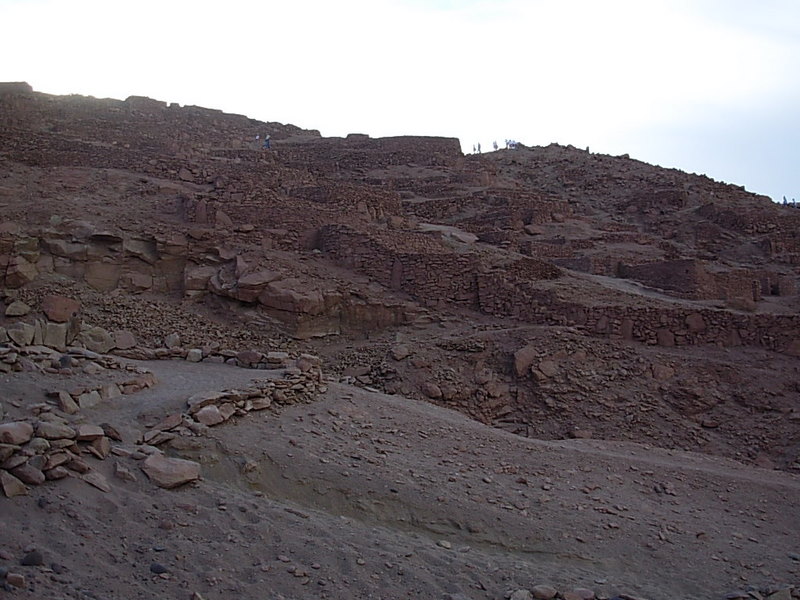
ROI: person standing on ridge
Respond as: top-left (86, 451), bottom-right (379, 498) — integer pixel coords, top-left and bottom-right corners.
top-left (263, 134), bottom-right (271, 150)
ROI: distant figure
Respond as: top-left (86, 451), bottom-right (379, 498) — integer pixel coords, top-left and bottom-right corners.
top-left (262, 134), bottom-right (271, 150)
top-left (472, 144), bottom-right (476, 153)
top-left (493, 140), bottom-right (498, 151)
top-left (784, 196), bottom-right (789, 205)
top-left (477, 142), bottom-right (481, 154)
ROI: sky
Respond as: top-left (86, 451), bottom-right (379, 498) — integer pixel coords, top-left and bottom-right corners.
top-left (1, 0), bottom-right (798, 202)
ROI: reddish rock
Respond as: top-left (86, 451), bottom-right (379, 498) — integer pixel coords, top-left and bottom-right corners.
top-left (154, 413), bottom-right (183, 431)
top-left (652, 363), bottom-right (675, 381)
top-left (656, 328), bottom-right (675, 347)
top-left (37, 421), bottom-right (76, 440)
top-left (141, 454), bottom-right (200, 489)
top-left (513, 344), bottom-right (538, 378)
top-left (42, 295), bottom-right (81, 323)
top-left (5, 256), bottom-right (37, 288)
top-left (685, 312), bottom-right (706, 333)
top-left (236, 349), bottom-right (262, 367)
top-left (5, 572), bottom-right (26, 588)
top-left (218, 403), bottom-right (236, 421)
top-left (187, 390), bottom-right (226, 414)
top-left (0, 470), bottom-right (28, 497)
top-left (57, 391), bottom-right (80, 414)
top-left (113, 329), bottom-right (137, 350)
top-left (532, 585), bottom-right (558, 600)
top-left (45, 466), bottom-right (70, 480)
top-left (258, 279), bottom-right (325, 315)
top-left (75, 424), bottom-right (105, 441)
top-left (89, 436), bottom-right (111, 459)
top-left (4, 300), bottom-right (31, 317)
top-left (0, 421), bottom-right (34, 445)
top-left (11, 463), bottom-right (45, 485)
top-left (234, 270), bottom-right (282, 302)
top-left (195, 405), bottom-right (224, 426)
top-left (421, 382), bottom-right (442, 399)
top-left (83, 471), bottom-right (112, 492)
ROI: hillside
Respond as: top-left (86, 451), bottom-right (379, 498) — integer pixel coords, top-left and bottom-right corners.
top-left (0, 82), bottom-right (798, 600)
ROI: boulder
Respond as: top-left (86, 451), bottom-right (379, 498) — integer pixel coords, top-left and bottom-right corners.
top-left (651, 363), bottom-right (675, 381)
top-left (234, 270), bottom-right (282, 302)
top-left (42, 295), bottom-right (81, 322)
top-left (0, 470), bottom-right (28, 497)
top-left (184, 265), bottom-right (217, 291)
top-left (84, 261), bottom-right (121, 291)
top-left (75, 424), bottom-right (105, 441)
top-left (57, 391), bottom-right (80, 414)
top-left (42, 238), bottom-right (87, 260)
top-left (5, 256), bottom-right (38, 288)
top-left (656, 328), bottom-right (675, 347)
top-left (236, 350), bottom-right (262, 367)
top-left (79, 326), bottom-right (115, 353)
top-left (421, 382), bottom-right (442, 399)
top-left (141, 454), bottom-right (201, 489)
top-left (113, 330), bottom-right (137, 350)
top-left (258, 279), bottom-right (325, 315)
top-left (99, 383), bottom-right (122, 401)
top-left (531, 585), bottom-right (558, 600)
top-left (513, 344), bottom-right (538, 378)
top-left (0, 421), bottom-right (34, 445)
top-left (11, 463), bottom-right (45, 486)
top-left (4, 300), bottom-right (31, 317)
top-left (7, 322), bottom-right (35, 346)
top-left (187, 390), bottom-right (227, 414)
top-left (390, 344), bottom-right (412, 361)
top-left (43, 322), bottom-right (68, 351)
top-left (82, 471), bottom-right (112, 492)
top-left (123, 237), bottom-right (159, 264)
top-left (685, 312), bottom-right (706, 333)
top-left (195, 405), bottom-right (224, 426)
top-left (36, 421), bottom-right (76, 440)
top-left (215, 209), bottom-right (234, 229)
top-left (77, 390), bottom-right (102, 409)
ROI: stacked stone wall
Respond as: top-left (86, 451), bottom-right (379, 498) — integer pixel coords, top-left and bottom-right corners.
top-left (317, 224), bottom-right (480, 307)
top-left (475, 277), bottom-right (800, 355)
top-left (278, 136), bottom-right (463, 174)
top-left (618, 259), bottom-right (717, 299)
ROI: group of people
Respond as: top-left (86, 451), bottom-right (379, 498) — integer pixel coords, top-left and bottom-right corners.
top-left (255, 133), bottom-right (270, 149)
top-left (471, 139), bottom-right (519, 154)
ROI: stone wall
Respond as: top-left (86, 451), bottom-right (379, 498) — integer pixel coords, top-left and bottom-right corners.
top-left (318, 224), bottom-right (480, 307)
top-left (278, 135), bottom-right (463, 175)
top-left (475, 278), bottom-right (800, 356)
top-left (617, 259), bottom-right (717, 299)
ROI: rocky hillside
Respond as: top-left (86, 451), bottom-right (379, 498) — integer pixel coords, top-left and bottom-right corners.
top-left (1, 82), bottom-right (798, 473)
top-left (1, 82), bottom-right (800, 600)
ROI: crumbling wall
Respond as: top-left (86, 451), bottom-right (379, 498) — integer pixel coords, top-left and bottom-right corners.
top-left (318, 224), bottom-right (480, 307)
top-left (618, 259), bottom-right (717, 299)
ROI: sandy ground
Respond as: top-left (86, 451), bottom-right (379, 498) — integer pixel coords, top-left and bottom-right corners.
top-left (2, 360), bottom-right (800, 600)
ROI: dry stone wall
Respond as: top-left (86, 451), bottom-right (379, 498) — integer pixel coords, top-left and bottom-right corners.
top-left (476, 278), bottom-right (800, 355)
top-left (318, 224), bottom-right (480, 307)
top-left (278, 135), bottom-right (463, 175)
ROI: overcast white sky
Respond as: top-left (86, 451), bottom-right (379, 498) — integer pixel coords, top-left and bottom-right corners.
top-left (1, 0), bottom-right (798, 202)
